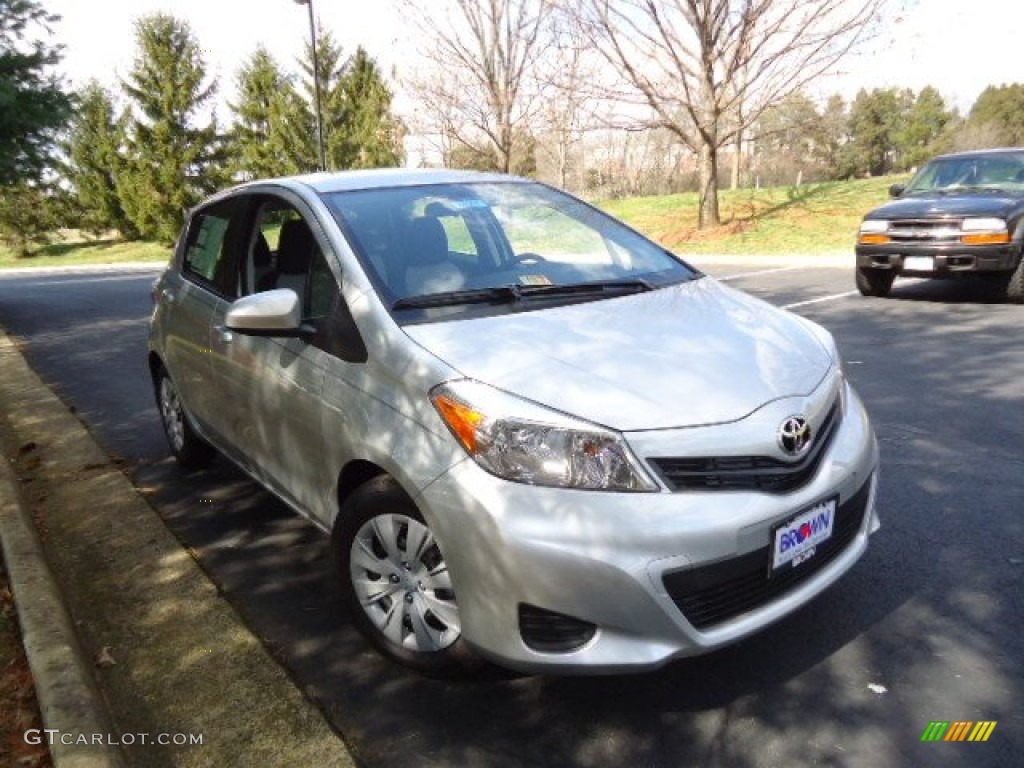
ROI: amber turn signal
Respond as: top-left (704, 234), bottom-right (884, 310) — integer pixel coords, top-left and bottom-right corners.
top-left (961, 232), bottom-right (1010, 245)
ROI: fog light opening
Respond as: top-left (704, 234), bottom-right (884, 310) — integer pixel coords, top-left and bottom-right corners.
top-left (518, 603), bottom-right (597, 653)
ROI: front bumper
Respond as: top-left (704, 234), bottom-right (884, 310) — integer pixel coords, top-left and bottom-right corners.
top-left (415, 380), bottom-right (880, 674)
top-left (856, 242), bottom-right (1020, 275)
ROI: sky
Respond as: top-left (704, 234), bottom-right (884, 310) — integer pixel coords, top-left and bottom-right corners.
top-left (42, 0), bottom-right (1024, 119)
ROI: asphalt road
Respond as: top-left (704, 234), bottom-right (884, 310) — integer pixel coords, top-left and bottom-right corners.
top-left (1, 261), bottom-right (1021, 767)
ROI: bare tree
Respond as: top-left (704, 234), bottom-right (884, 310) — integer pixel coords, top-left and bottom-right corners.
top-left (533, 8), bottom-right (599, 190)
top-left (578, 0), bottom-right (883, 227)
top-left (403, 0), bottom-right (555, 174)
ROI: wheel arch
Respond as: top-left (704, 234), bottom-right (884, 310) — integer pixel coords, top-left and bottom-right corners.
top-left (334, 460), bottom-right (389, 525)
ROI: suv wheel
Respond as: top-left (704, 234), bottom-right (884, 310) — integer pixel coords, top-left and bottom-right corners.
top-left (156, 366), bottom-right (216, 469)
top-left (856, 267), bottom-right (894, 298)
top-left (1004, 255), bottom-right (1024, 303)
top-left (333, 476), bottom-right (483, 677)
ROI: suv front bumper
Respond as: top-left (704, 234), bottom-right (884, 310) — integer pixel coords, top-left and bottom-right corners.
top-left (856, 242), bottom-right (1020, 276)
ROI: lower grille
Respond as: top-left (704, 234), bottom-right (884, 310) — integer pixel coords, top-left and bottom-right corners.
top-left (662, 478), bottom-right (872, 630)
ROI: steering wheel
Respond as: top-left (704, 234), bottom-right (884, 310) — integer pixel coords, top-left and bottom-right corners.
top-left (509, 252), bottom-right (548, 266)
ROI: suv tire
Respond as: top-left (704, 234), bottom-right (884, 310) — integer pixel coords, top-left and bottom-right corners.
top-left (1004, 254), bottom-right (1024, 303)
top-left (856, 267), bottom-right (894, 298)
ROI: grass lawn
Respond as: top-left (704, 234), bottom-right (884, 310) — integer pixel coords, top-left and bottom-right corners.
top-left (601, 174), bottom-right (908, 255)
top-left (0, 234), bottom-right (169, 270)
top-left (0, 175), bottom-right (907, 268)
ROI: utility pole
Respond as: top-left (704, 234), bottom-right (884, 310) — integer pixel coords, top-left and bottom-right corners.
top-left (294, 0), bottom-right (326, 171)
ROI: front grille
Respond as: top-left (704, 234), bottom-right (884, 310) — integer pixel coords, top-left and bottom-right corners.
top-left (518, 604), bottom-right (597, 653)
top-left (886, 218), bottom-right (962, 243)
top-left (662, 479), bottom-right (871, 630)
top-left (649, 399), bottom-right (841, 494)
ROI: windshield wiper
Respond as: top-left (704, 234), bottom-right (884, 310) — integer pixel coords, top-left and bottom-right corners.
top-left (392, 286), bottom-right (521, 310)
top-left (514, 278), bottom-right (654, 298)
top-left (391, 279), bottom-right (654, 311)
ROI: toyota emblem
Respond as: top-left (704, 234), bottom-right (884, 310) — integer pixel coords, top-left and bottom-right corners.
top-left (778, 416), bottom-right (812, 457)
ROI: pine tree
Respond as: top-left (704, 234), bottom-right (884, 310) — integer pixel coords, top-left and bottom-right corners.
top-left (0, 0), bottom-right (72, 185)
top-left (63, 81), bottom-right (137, 237)
top-left (117, 13), bottom-right (225, 243)
top-left (228, 47), bottom-right (297, 179)
top-left (337, 47), bottom-right (402, 169)
top-left (0, 180), bottom-right (63, 256)
top-left (967, 84), bottom-right (1024, 146)
top-left (297, 27), bottom-right (346, 171)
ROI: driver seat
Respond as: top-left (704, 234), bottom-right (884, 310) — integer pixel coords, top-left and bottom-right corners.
top-left (403, 218), bottom-right (465, 296)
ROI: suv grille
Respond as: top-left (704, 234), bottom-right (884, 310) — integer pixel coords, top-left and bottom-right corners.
top-left (648, 399), bottom-right (840, 494)
top-left (886, 218), bottom-right (962, 243)
top-left (662, 479), bottom-right (871, 630)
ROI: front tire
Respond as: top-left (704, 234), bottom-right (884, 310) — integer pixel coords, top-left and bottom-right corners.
top-left (155, 366), bottom-right (216, 469)
top-left (1003, 255), bottom-right (1024, 303)
top-left (856, 267), bottom-right (894, 297)
top-left (333, 476), bottom-right (482, 677)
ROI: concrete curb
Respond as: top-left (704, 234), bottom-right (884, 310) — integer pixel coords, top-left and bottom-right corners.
top-left (0, 327), bottom-right (358, 767)
top-left (0, 451), bottom-right (125, 768)
top-left (0, 262), bottom-right (165, 277)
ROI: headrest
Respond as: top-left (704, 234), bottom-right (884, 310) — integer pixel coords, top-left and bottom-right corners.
top-left (405, 218), bottom-right (449, 266)
top-left (277, 219), bottom-right (314, 275)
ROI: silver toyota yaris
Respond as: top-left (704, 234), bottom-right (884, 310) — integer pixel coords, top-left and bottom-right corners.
top-left (148, 169), bottom-right (879, 676)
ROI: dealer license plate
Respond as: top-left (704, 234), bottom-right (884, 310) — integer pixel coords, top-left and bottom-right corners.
top-left (903, 256), bottom-right (933, 272)
top-left (771, 498), bottom-right (837, 572)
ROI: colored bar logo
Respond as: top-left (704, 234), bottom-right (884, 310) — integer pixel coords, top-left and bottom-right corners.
top-left (921, 721), bottom-right (997, 742)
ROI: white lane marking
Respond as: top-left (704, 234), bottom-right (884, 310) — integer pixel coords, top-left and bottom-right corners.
top-left (783, 291), bottom-right (860, 310)
top-left (716, 266), bottom-right (806, 281)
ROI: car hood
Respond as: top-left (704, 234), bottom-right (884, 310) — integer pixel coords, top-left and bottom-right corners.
top-left (404, 278), bottom-right (833, 432)
top-left (868, 194), bottom-right (1018, 220)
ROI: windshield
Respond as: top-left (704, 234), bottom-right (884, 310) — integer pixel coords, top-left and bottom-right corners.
top-left (904, 152), bottom-right (1024, 195)
top-left (322, 182), bottom-right (698, 321)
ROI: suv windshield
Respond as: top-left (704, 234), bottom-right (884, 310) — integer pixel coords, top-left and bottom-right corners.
top-left (904, 152), bottom-right (1024, 195)
top-left (322, 182), bottom-right (697, 321)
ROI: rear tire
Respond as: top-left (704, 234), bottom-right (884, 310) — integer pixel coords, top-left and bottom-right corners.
top-left (155, 366), bottom-right (216, 469)
top-left (856, 267), bottom-right (894, 297)
top-left (332, 475), bottom-right (484, 678)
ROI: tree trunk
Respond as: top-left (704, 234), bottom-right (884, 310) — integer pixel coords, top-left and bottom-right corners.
top-left (697, 141), bottom-right (721, 228)
top-left (731, 128), bottom-right (742, 190)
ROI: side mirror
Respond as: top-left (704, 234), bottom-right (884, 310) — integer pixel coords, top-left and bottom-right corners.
top-left (225, 289), bottom-right (303, 336)
top-left (889, 184), bottom-right (906, 198)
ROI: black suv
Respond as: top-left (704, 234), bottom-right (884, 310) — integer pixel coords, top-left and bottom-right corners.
top-left (855, 148), bottom-right (1024, 302)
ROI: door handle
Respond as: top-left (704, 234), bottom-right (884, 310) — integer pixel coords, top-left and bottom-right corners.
top-left (213, 325), bottom-right (234, 344)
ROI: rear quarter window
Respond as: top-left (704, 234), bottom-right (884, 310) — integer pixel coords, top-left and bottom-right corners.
top-left (182, 198), bottom-right (243, 296)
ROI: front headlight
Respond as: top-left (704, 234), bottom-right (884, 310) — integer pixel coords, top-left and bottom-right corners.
top-left (960, 217), bottom-right (1009, 244)
top-left (858, 218), bottom-right (891, 244)
top-left (430, 380), bottom-right (657, 491)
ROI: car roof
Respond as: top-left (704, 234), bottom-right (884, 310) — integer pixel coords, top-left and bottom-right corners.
top-left (932, 147), bottom-right (1024, 161)
top-left (243, 168), bottom-right (529, 195)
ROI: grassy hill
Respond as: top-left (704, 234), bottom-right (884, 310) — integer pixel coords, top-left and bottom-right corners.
top-left (0, 234), bottom-right (169, 269)
top-left (0, 175), bottom-right (908, 268)
top-left (602, 174), bottom-right (908, 255)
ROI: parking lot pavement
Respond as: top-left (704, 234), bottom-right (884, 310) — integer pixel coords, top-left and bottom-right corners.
top-left (0, 326), bottom-right (358, 768)
top-left (0, 261), bottom-right (1021, 768)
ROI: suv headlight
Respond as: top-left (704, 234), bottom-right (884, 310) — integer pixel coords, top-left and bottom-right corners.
top-left (858, 219), bottom-right (890, 244)
top-left (430, 380), bottom-right (657, 491)
top-left (960, 217), bottom-right (1009, 244)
